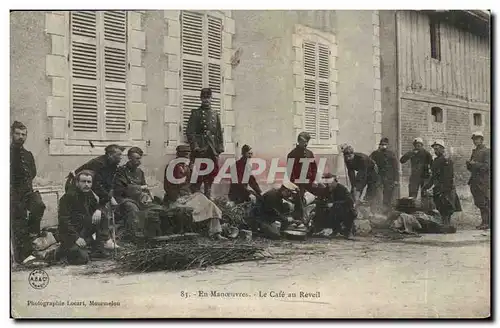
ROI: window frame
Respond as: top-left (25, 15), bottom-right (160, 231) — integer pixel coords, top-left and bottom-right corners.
top-left (68, 11), bottom-right (130, 142)
top-left (429, 16), bottom-right (441, 61)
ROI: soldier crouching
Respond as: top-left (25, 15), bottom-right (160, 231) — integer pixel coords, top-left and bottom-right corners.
top-left (58, 170), bottom-right (109, 265)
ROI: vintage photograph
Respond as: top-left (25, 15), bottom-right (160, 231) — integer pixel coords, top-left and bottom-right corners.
top-left (10, 9), bottom-right (491, 318)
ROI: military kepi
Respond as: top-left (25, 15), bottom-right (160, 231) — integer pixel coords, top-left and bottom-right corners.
top-left (297, 131), bottom-right (311, 142)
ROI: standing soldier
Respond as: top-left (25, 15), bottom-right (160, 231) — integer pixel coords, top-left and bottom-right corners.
top-left (10, 121), bottom-right (47, 263)
top-left (342, 145), bottom-right (380, 212)
top-left (370, 137), bottom-right (399, 214)
top-left (400, 137), bottom-right (433, 198)
top-left (423, 140), bottom-right (462, 227)
top-left (186, 88), bottom-right (224, 199)
top-left (467, 131), bottom-right (490, 230)
top-left (287, 132), bottom-right (318, 221)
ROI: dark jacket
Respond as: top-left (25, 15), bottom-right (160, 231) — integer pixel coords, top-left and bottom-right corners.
top-left (286, 146), bottom-right (318, 185)
top-left (186, 105), bottom-right (224, 157)
top-left (424, 155), bottom-right (456, 195)
top-left (261, 188), bottom-right (288, 217)
top-left (69, 155), bottom-right (120, 207)
top-left (10, 145), bottom-right (36, 194)
top-left (316, 183), bottom-right (354, 208)
top-left (164, 160), bottom-right (192, 203)
top-left (113, 163), bottom-right (147, 203)
top-left (228, 157), bottom-right (262, 203)
top-left (400, 148), bottom-right (433, 180)
top-left (345, 152), bottom-right (378, 192)
top-left (58, 189), bottom-right (99, 247)
top-left (467, 144), bottom-right (490, 190)
top-left (370, 149), bottom-right (399, 182)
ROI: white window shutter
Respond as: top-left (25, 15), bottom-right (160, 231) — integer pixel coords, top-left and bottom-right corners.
top-left (303, 41), bottom-right (317, 141)
top-left (70, 11), bottom-right (100, 140)
top-left (207, 15), bottom-right (222, 113)
top-left (317, 44), bottom-right (330, 144)
top-left (181, 11), bottom-right (204, 135)
top-left (102, 11), bottom-right (128, 139)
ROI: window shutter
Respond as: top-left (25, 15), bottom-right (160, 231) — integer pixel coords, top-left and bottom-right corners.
top-left (70, 11), bottom-right (99, 140)
top-left (181, 11), bottom-right (204, 135)
top-left (207, 16), bottom-right (222, 113)
top-left (303, 41), bottom-right (317, 141)
top-left (318, 44), bottom-right (330, 143)
top-left (103, 11), bottom-right (128, 138)
top-left (303, 41), bottom-right (331, 144)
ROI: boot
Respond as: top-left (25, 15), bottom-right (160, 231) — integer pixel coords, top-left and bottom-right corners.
top-left (477, 209), bottom-right (490, 230)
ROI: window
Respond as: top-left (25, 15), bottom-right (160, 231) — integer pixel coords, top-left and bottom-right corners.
top-left (303, 41), bottom-right (330, 144)
top-left (429, 16), bottom-right (441, 61)
top-left (473, 113), bottom-right (483, 126)
top-left (180, 11), bottom-right (222, 135)
top-left (69, 11), bottom-right (128, 141)
top-left (431, 107), bottom-right (443, 123)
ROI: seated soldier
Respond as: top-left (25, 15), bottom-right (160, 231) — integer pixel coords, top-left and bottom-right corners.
top-left (113, 147), bottom-right (151, 239)
top-left (164, 145), bottom-right (227, 240)
top-left (228, 144), bottom-right (262, 204)
top-left (254, 181), bottom-right (301, 232)
top-left (58, 170), bottom-right (109, 265)
top-left (314, 173), bottom-right (356, 240)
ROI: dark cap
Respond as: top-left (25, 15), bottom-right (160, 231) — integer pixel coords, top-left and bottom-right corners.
top-left (200, 88), bottom-right (212, 98)
top-left (322, 172), bottom-right (337, 179)
top-left (176, 144), bottom-right (191, 153)
top-left (297, 132), bottom-right (311, 142)
top-left (379, 137), bottom-right (389, 145)
top-left (241, 144), bottom-right (252, 154)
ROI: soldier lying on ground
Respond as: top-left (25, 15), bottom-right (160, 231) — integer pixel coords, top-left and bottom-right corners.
top-left (313, 173), bottom-right (356, 240)
top-left (163, 145), bottom-right (227, 240)
top-left (58, 170), bottom-right (109, 265)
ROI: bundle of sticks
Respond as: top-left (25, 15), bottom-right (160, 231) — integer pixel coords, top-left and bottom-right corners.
top-left (117, 242), bottom-right (268, 272)
top-left (212, 197), bottom-right (253, 226)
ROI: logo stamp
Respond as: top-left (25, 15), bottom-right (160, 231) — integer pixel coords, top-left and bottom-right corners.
top-left (28, 269), bottom-right (49, 289)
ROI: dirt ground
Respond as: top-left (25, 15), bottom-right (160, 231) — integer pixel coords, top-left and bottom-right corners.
top-left (11, 225), bottom-right (490, 319)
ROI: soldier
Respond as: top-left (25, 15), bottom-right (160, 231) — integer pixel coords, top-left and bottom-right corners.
top-left (228, 144), bottom-right (262, 204)
top-left (314, 173), bottom-right (356, 240)
top-left (10, 121), bottom-right (46, 263)
top-left (58, 170), bottom-right (109, 265)
top-left (400, 137), bottom-right (433, 198)
top-left (65, 144), bottom-right (125, 208)
top-left (423, 140), bottom-right (462, 226)
top-left (286, 132), bottom-right (318, 221)
top-left (186, 88), bottom-right (224, 199)
top-left (342, 145), bottom-right (380, 211)
top-left (163, 145), bottom-right (193, 206)
top-left (113, 147), bottom-right (150, 238)
top-left (467, 131), bottom-right (490, 230)
top-left (370, 137), bottom-right (399, 214)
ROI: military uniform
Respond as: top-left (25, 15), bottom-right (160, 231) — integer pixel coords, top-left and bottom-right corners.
top-left (286, 132), bottom-right (318, 220)
top-left (370, 142), bottom-right (399, 212)
top-left (66, 154), bottom-right (120, 208)
top-left (344, 151), bottom-right (380, 207)
top-left (58, 188), bottom-right (109, 265)
top-left (400, 141), bottom-right (433, 198)
top-left (467, 142), bottom-right (490, 228)
top-left (164, 147), bottom-right (192, 205)
top-left (186, 89), bottom-right (224, 198)
top-left (228, 157), bottom-right (262, 204)
top-left (10, 144), bottom-right (46, 263)
top-left (424, 151), bottom-right (462, 225)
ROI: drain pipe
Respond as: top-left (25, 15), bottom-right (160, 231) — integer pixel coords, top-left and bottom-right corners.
top-left (395, 10), bottom-right (403, 198)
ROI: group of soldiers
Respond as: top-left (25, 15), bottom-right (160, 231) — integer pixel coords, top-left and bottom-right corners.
top-left (10, 87), bottom-right (491, 265)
